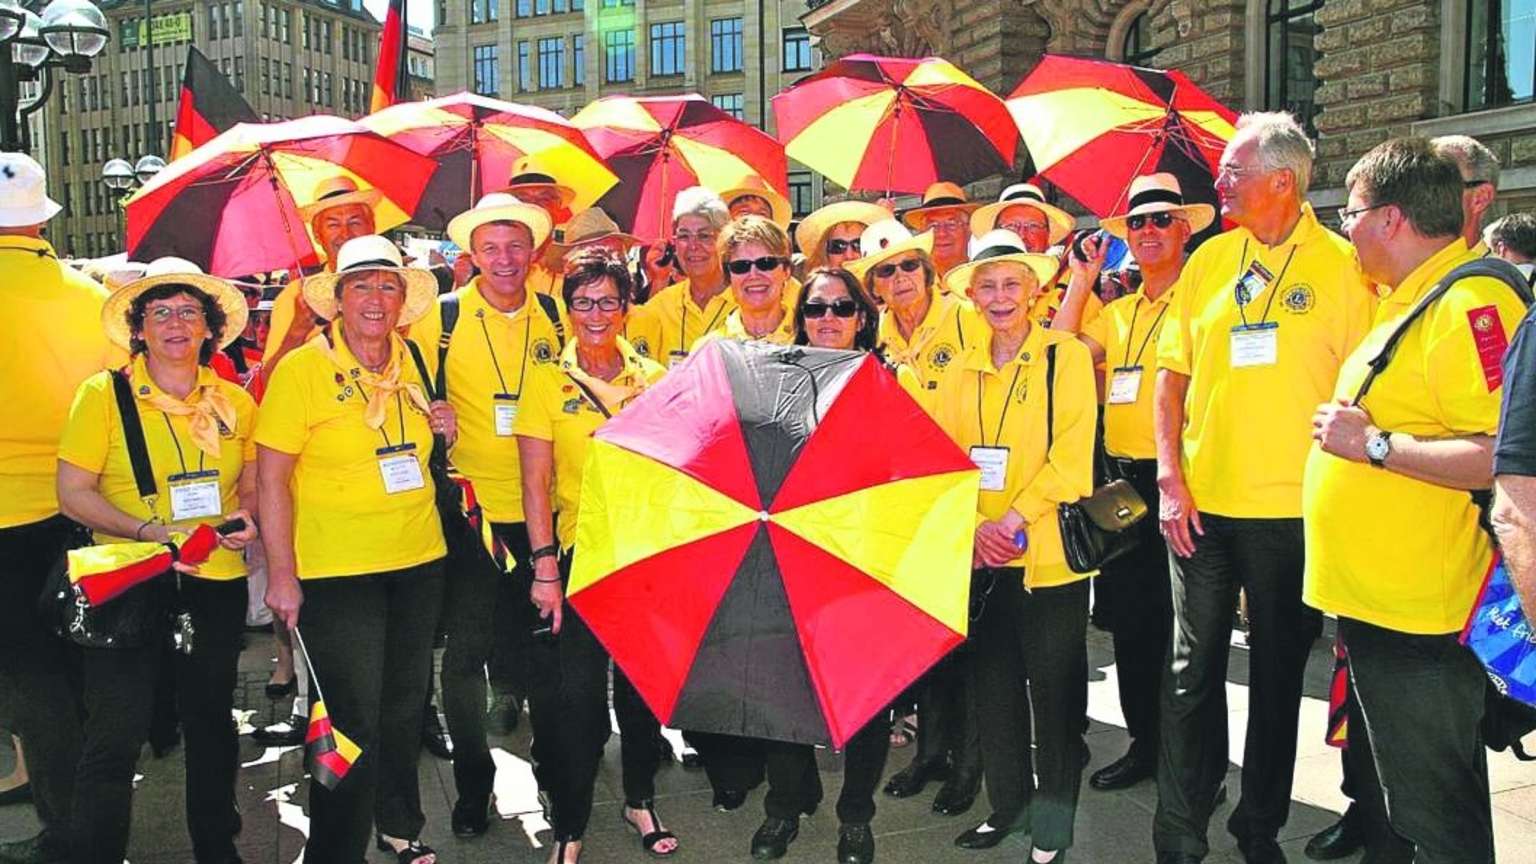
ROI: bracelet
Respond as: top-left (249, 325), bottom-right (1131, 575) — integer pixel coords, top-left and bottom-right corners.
top-left (134, 519), bottom-right (153, 541)
top-left (529, 544), bottom-right (558, 563)
top-left (533, 575), bottom-right (563, 584)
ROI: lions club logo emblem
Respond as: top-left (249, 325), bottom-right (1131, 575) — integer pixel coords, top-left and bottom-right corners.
top-left (532, 338), bottom-right (556, 363)
top-left (1474, 312), bottom-right (1495, 333)
top-left (927, 343), bottom-right (956, 370)
top-left (1282, 284), bottom-right (1315, 314)
top-left (631, 336), bottom-right (651, 358)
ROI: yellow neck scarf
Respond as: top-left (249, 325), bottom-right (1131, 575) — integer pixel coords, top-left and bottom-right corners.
top-left (560, 343), bottom-right (645, 412)
top-left (135, 359), bottom-right (237, 460)
top-left (324, 329), bottom-right (431, 429)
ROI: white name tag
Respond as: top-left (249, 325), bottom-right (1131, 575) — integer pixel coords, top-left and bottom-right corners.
top-left (167, 470), bottom-right (222, 521)
top-left (1230, 323), bottom-right (1279, 368)
top-left (969, 445), bottom-right (1010, 492)
top-left (1108, 366), bottom-right (1143, 404)
top-left (668, 350), bottom-right (689, 369)
top-left (377, 444), bottom-right (426, 494)
top-left (493, 396), bottom-right (518, 437)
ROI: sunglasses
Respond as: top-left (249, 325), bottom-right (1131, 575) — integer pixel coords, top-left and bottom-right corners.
top-left (825, 237), bottom-right (861, 255)
top-left (568, 296), bottom-right (624, 312)
top-left (725, 256), bottom-right (785, 275)
top-left (146, 306), bottom-right (207, 324)
top-left (1126, 212), bottom-right (1178, 231)
top-left (873, 258), bottom-right (923, 279)
top-left (802, 299), bottom-right (859, 319)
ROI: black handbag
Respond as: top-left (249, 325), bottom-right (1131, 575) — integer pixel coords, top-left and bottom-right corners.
top-left (404, 339), bottom-right (493, 572)
top-left (1044, 344), bottom-right (1149, 574)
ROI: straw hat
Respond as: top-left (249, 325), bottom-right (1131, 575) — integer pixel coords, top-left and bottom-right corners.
top-left (0, 153), bottom-right (61, 226)
top-left (970, 183), bottom-right (1075, 245)
top-left (554, 207), bottom-right (637, 250)
top-left (506, 155), bottom-right (576, 207)
top-left (721, 174), bottom-right (792, 229)
top-left (301, 235), bottom-right (438, 326)
top-left (794, 199), bottom-right (891, 263)
top-left (102, 257), bottom-right (250, 352)
top-left (298, 176), bottom-right (383, 222)
top-left (899, 182), bottom-right (981, 231)
top-left (844, 219), bottom-right (935, 282)
top-left (1099, 172), bottom-right (1215, 239)
top-left (943, 229), bottom-right (1060, 296)
top-left (446, 192), bottom-right (555, 253)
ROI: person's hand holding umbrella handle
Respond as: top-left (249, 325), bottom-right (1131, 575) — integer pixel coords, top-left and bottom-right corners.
top-left (258, 445), bottom-right (304, 630)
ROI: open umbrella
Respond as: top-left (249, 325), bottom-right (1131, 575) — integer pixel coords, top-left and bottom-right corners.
top-left (1004, 54), bottom-right (1237, 218)
top-left (361, 91), bottom-right (617, 230)
top-left (569, 340), bottom-right (978, 747)
top-left (125, 116), bottom-right (436, 277)
top-left (572, 94), bottom-right (787, 242)
top-left (772, 54), bottom-right (1016, 195)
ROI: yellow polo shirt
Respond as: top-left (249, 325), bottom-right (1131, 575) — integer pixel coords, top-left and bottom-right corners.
top-left (928, 325), bottom-right (1097, 586)
top-left (254, 328), bottom-right (445, 579)
top-left (1030, 272), bottom-right (1104, 330)
top-left (626, 279), bottom-right (736, 364)
top-left (0, 238), bottom-right (122, 528)
top-left (58, 357), bottom-right (256, 580)
top-left (260, 279), bottom-right (317, 365)
top-left (690, 299), bottom-right (798, 352)
top-left (408, 279), bottom-right (568, 523)
top-left (878, 291), bottom-right (985, 390)
top-left (1155, 204), bottom-right (1374, 517)
top-left (513, 338), bottom-right (666, 551)
top-left (1302, 239), bottom-right (1525, 634)
top-left (1083, 288), bottom-right (1176, 460)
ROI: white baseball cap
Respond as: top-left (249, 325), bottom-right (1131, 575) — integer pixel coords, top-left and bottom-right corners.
top-left (0, 153), bottom-right (61, 227)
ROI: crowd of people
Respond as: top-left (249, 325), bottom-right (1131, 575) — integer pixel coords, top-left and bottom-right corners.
top-left (0, 106), bottom-right (1534, 864)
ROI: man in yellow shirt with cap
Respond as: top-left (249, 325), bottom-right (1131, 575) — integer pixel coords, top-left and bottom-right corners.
top-left (1151, 112), bottom-right (1374, 864)
top-left (902, 182), bottom-right (981, 280)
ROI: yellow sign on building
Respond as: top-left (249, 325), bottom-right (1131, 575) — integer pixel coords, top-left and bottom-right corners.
top-left (120, 12), bottom-right (193, 49)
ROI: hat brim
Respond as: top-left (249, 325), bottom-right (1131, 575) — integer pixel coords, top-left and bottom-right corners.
top-left (555, 229), bottom-right (639, 251)
top-left (944, 252), bottom-right (1060, 296)
top-left (0, 197), bottom-right (62, 228)
top-left (1100, 202), bottom-right (1215, 239)
top-left (970, 199), bottom-right (1075, 246)
top-left (299, 188), bottom-right (384, 222)
top-left (301, 266), bottom-right (439, 328)
top-left (796, 201), bottom-right (892, 264)
top-left (900, 202), bottom-right (982, 230)
top-left (102, 272), bottom-right (251, 352)
top-left (723, 184), bottom-right (793, 229)
top-left (844, 231), bottom-right (936, 282)
top-left (447, 201), bottom-right (555, 253)
top-left (505, 181), bottom-right (576, 208)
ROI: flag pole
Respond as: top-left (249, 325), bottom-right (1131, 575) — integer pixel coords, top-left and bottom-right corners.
top-left (289, 626), bottom-right (326, 708)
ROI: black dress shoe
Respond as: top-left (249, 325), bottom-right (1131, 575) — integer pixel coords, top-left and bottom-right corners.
top-left (713, 788), bottom-right (748, 812)
top-left (931, 770), bottom-right (980, 816)
top-left (953, 815), bottom-right (1019, 849)
top-left (1237, 837), bottom-right (1288, 864)
top-left (882, 758), bottom-right (949, 798)
top-left (1303, 809), bottom-right (1361, 861)
top-left (1156, 854), bottom-right (1203, 864)
top-left (1089, 751), bottom-right (1154, 791)
top-left (451, 795), bottom-right (492, 837)
top-left (0, 785), bottom-right (31, 807)
top-left (837, 822), bottom-right (874, 864)
top-left (0, 831), bottom-right (68, 864)
top-left (264, 677), bottom-right (296, 700)
top-left (750, 817), bottom-right (799, 860)
top-left (422, 710), bottom-right (453, 760)
top-left (250, 718), bottom-right (306, 746)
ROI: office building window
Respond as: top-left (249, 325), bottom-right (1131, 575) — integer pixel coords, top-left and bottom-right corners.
top-left (323, 71), bottom-right (333, 106)
top-left (515, 0), bottom-right (530, 17)
top-left (473, 0), bottom-right (499, 23)
top-left (1122, 11), bottom-right (1159, 65)
top-left (788, 171), bottom-right (813, 217)
top-left (711, 92), bottom-right (744, 119)
top-left (281, 9), bottom-right (291, 43)
top-left (1264, 0), bottom-right (1320, 133)
top-left (1467, 0), bottom-right (1536, 110)
top-left (605, 29), bottom-right (634, 83)
top-left (234, 0), bottom-right (244, 37)
top-left (536, 0), bottom-right (550, 13)
top-left (59, 132), bottom-right (69, 166)
top-left (234, 57), bottom-right (244, 92)
top-left (538, 37), bottom-right (565, 89)
top-left (262, 57), bottom-right (270, 94)
top-left (284, 61), bottom-right (294, 97)
top-left (322, 19), bottom-right (332, 53)
top-left (555, 0), bottom-right (567, 12)
top-left (711, 18), bottom-right (742, 73)
top-left (571, 0), bottom-right (583, 9)
top-left (573, 33), bottom-right (585, 85)
top-left (601, 0), bottom-right (633, 7)
top-left (782, 27), bottom-right (812, 72)
top-left (473, 43), bottom-right (499, 95)
top-left (518, 40), bottom-right (531, 91)
top-left (650, 21), bottom-right (685, 76)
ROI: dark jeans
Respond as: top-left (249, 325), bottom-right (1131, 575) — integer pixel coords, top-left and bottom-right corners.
top-left (1154, 514), bottom-right (1322, 857)
top-left (300, 561), bottom-right (445, 863)
top-left (71, 578), bottom-right (246, 864)
top-left (1098, 457), bottom-right (1172, 763)
top-left (764, 711), bottom-right (893, 824)
top-left (968, 571), bottom-right (1089, 851)
top-left (528, 552), bottom-right (662, 840)
top-left (1336, 653), bottom-right (1414, 864)
top-left (1341, 617), bottom-right (1494, 864)
top-left (0, 515), bottom-right (84, 839)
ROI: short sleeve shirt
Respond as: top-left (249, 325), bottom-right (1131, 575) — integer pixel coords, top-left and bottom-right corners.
top-left (1494, 303), bottom-right (1536, 477)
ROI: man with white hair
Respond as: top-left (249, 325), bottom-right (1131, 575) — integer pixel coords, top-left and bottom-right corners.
top-left (1485, 212), bottom-right (1536, 282)
top-left (1152, 112), bottom-right (1374, 864)
top-left (625, 187), bottom-right (735, 365)
top-left (1431, 134), bottom-right (1499, 251)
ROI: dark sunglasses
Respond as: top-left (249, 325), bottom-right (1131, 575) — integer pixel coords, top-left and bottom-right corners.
top-left (825, 237), bottom-right (861, 255)
top-left (1126, 212), bottom-right (1178, 231)
top-left (873, 258), bottom-right (923, 279)
top-left (802, 299), bottom-right (859, 319)
top-left (725, 256), bottom-right (785, 275)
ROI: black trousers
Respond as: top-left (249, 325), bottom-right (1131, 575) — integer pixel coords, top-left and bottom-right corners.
top-left (300, 561), bottom-right (445, 863)
top-left (0, 516), bottom-right (83, 839)
top-left (1341, 617), bottom-right (1494, 864)
top-left (528, 552), bottom-right (661, 840)
top-left (1337, 663), bottom-right (1414, 864)
top-left (902, 649), bottom-right (980, 776)
top-left (689, 732), bottom-right (766, 796)
top-left (1097, 457), bottom-right (1172, 763)
top-left (968, 571), bottom-right (1089, 851)
top-left (71, 578), bottom-right (245, 864)
top-left (489, 522), bottom-right (536, 698)
top-left (763, 710), bottom-right (893, 824)
top-left (1154, 514), bottom-right (1322, 856)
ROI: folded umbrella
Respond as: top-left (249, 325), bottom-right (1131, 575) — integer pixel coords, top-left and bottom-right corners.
top-left (67, 523), bottom-right (220, 606)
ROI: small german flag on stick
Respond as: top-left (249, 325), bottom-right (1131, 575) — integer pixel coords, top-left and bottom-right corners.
top-left (292, 628), bottom-right (361, 790)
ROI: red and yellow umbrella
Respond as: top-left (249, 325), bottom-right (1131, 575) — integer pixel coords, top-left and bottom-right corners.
top-left (772, 54), bottom-right (1017, 195)
top-left (570, 340), bottom-right (977, 748)
top-left (572, 94), bottom-right (787, 242)
top-left (67, 524), bottom-right (220, 605)
top-left (361, 91), bottom-right (617, 231)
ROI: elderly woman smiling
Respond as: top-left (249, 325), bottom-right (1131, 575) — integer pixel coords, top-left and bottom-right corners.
top-left (255, 235), bottom-right (455, 864)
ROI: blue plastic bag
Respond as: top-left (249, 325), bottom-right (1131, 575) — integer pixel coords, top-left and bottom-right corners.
top-left (1461, 555), bottom-right (1536, 708)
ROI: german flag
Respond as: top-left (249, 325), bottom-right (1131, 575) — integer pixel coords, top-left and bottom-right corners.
top-left (168, 47), bottom-right (257, 161)
top-left (369, 0), bottom-right (408, 113)
top-left (305, 699), bottom-right (361, 790)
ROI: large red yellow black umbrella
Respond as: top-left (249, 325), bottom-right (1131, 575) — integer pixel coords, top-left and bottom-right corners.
top-left (570, 340), bottom-right (977, 748)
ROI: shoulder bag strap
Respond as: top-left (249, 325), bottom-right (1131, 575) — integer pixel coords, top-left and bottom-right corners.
top-left (109, 370), bottom-right (158, 502)
top-left (1045, 343), bottom-right (1057, 450)
top-left (435, 293), bottom-right (461, 400)
top-left (566, 373), bottom-right (613, 420)
top-left (536, 292), bottom-right (566, 349)
top-left (403, 339), bottom-right (452, 473)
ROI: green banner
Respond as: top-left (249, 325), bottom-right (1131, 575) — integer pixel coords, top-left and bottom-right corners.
top-left (119, 12), bottom-right (193, 49)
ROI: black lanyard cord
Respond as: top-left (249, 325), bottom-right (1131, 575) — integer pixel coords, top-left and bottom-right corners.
top-left (159, 411), bottom-right (205, 474)
top-left (478, 310), bottom-right (533, 397)
top-left (976, 365), bottom-right (1024, 447)
top-left (1235, 240), bottom-right (1298, 328)
top-left (353, 385), bottom-right (408, 448)
top-left (1122, 298), bottom-right (1169, 369)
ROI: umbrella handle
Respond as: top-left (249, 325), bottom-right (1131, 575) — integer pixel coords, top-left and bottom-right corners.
top-left (884, 100), bottom-right (902, 199)
top-left (264, 149), bottom-right (313, 283)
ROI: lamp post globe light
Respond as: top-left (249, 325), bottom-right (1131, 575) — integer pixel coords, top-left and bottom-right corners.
top-left (101, 157), bottom-right (133, 191)
top-left (133, 153), bottom-right (164, 185)
top-left (0, 0), bottom-right (110, 151)
top-left (40, 0), bottom-right (108, 71)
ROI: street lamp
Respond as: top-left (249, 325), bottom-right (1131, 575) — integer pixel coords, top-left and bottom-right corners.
top-left (40, 0), bottom-right (108, 73)
top-left (100, 152), bottom-right (161, 254)
top-left (0, 0), bottom-right (110, 151)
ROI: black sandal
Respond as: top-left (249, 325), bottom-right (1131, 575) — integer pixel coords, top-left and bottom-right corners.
top-left (374, 833), bottom-right (436, 864)
top-left (621, 800), bottom-right (679, 858)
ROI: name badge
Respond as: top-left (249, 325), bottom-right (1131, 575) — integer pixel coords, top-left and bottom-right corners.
top-left (668, 350), bottom-right (689, 369)
top-left (969, 446), bottom-right (1010, 492)
top-left (1234, 260), bottom-right (1275, 306)
top-left (1108, 366), bottom-right (1143, 404)
top-left (493, 394), bottom-right (518, 437)
top-left (1230, 322), bottom-right (1279, 368)
top-left (167, 470), bottom-right (222, 521)
top-left (376, 444), bottom-right (426, 494)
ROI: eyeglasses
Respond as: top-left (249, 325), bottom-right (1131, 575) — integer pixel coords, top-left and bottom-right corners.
top-left (1000, 220), bottom-right (1049, 235)
top-left (926, 215), bottom-right (968, 231)
top-left (873, 258), bottom-right (923, 279)
top-left (1464, 179), bottom-right (1492, 189)
top-left (1216, 163), bottom-right (1266, 182)
top-left (568, 296), bottom-right (624, 312)
top-left (1336, 201), bottom-right (1390, 227)
top-left (825, 237), bottom-right (861, 255)
top-left (674, 230), bottom-right (717, 245)
top-left (146, 306), bottom-right (206, 324)
top-left (725, 256), bottom-right (785, 275)
top-left (802, 298), bottom-right (859, 319)
top-left (1126, 212), bottom-right (1179, 231)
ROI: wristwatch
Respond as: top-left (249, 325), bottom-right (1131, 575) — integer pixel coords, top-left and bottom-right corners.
top-left (1364, 430), bottom-right (1391, 468)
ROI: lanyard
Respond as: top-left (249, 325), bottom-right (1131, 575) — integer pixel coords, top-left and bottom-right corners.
top-left (975, 365), bottom-right (1024, 447)
top-left (478, 309), bottom-right (534, 398)
top-left (352, 386), bottom-right (407, 449)
top-left (1122, 297), bottom-right (1169, 369)
top-left (680, 291), bottom-right (728, 353)
top-left (1235, 240), bottom-right (1298, 328)
top-left (159, 412), bottom-right (206, 474)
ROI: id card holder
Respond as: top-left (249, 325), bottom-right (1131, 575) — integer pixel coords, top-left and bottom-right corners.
top-left (493, 394), bottom-right (518, 437)
top-left (969, 446), bottom-right (1010, 492)
top-left (1233, 260), bottom-right (1275, 306)
top-left (167, 470), bottom-right (222, 521)
top-left (668, 350), bottom-right (689, 369)
top-left (376, 444), bottom-right (426, 494)
top-left (1108, 366), bottom-right (1143, 404)
top-left (1230, 322), bottom-right (1279, 368)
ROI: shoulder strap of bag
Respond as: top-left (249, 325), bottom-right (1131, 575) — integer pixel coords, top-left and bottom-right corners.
top-left (566, 373), bottom-right (613, 420)
top-left (403, 339), bottom-right (453, 473)
top-left (1045, 343), bottom-right (1057, 450)
top-left (109, 370), bottom-right (158, 501)
top-left (536, 292), bottom-right (566, 349)
top-left (434, 293), bottom-right (461, 399)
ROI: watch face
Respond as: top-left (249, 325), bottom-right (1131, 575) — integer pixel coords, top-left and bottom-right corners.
top-left (1366, 434), bottom-right (1390, 461)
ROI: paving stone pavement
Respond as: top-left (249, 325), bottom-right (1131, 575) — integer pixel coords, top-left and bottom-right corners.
top-left (2, 619), bottom-right (1533, 863)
